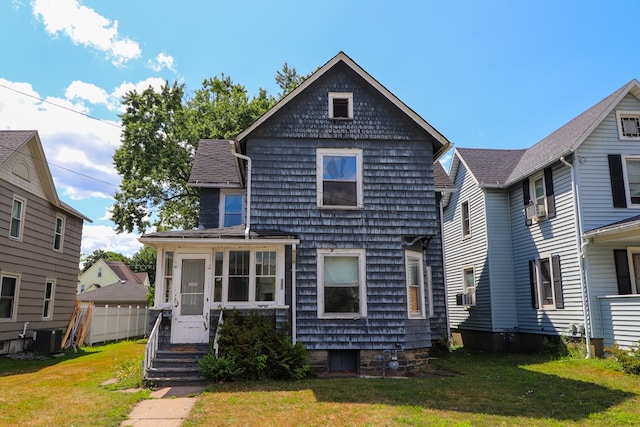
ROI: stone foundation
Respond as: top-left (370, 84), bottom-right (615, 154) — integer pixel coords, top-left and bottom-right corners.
top-left (308, 348), bottom-right (432, 377)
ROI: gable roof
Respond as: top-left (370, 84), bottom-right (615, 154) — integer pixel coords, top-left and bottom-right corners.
top-left (235, 51), bottom-right (452, 161)
top-left (450, 79), bottom-right (640, 189)
top-left (188, 139), bottom-right (242, 188)
top-left (77, 281), bottom-right (148, 304)
top-left (104, 260), bottom-right (147, 285)
top-left (433, 161), bottom-right (456, 192)
top-left (0, 130), bottom-right (91, 221)
top-left (506, 79), bottom-right (640, 184)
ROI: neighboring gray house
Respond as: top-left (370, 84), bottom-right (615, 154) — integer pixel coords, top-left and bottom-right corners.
top-left (0, 130), bottom-right (90, 354)
top-left (141, 52), bottom-right (453, 376)
top-left (443, 79), bottom-right (640, 356)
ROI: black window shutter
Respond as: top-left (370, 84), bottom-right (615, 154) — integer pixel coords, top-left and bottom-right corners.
top-left (608, 155), bottom-right (627, 208)
top-left (613, 249), bottom-right (633, 295)
top-left (552, 255), bottom-right (564, 309)
top-left (523, 180), bottom-right (532, 226)
top-left (544, 167), bottom-right (556, 219)
top-left (529, 259), bottom-right (539, 309)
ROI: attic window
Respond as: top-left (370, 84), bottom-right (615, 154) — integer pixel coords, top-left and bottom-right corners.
top-left (329, 92), bottom-right (353, 119)
top-left (616, 111), bottom-right (640, 139)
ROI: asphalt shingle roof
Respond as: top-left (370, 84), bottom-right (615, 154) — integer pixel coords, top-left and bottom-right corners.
top-left (456, 148), bottom-right (525, 186)
top-left (77, 281), bottom-right (148, 304)
top-left (188, 139), bottom-right (241, 187)
top-left (0, 130), bottom-right (37, 166)
top-left (105, 261), bottom-right (146, 285)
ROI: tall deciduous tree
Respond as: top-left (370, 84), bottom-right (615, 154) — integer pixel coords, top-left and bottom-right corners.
top-left (112, 65), bottom-right (307, 234)
top-left (81, 249), bottom-right (130, 272)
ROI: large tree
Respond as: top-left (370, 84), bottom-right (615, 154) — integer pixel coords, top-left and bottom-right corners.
top-left (112, 66), bottom-right (307, 234)
top-left (81, 249), bottom-right (130, 272)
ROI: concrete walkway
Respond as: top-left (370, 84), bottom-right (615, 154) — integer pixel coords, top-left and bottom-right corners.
top-left (120, 386), bottom-right (206, 427)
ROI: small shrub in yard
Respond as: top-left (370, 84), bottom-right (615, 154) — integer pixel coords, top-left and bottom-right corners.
top-left (606, 342), bottom-right (640, 375)
top-left (106, 356), bottom-right (144, 390)
top-left (199, 311), bottom-right (311, 382)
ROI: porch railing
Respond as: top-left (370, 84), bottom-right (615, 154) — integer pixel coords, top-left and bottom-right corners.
top-left (144, 312), bottom-right (163, 379)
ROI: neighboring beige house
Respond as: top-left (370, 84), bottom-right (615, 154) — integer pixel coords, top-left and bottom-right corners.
top-left (0, 130), bottom-right (90, 354)
top-left (78, 259), bottom-right (149, 293)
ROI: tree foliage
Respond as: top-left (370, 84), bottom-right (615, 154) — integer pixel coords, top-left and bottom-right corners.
top-left (129, 246), bottom-right (157, 284)
top-left (81, 249), bottom-right (130, 272)
top-left (275, 62), bottom-right (309, 98)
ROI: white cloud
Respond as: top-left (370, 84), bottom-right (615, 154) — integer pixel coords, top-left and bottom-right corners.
top-left (65, 80), bottom-right (110, 107)
top-left (81, 224), bottom-right (142, 257)
top-left (32, 0), bottom-right (141, 67)
top-left (150, 52), bottom-right (176, 73)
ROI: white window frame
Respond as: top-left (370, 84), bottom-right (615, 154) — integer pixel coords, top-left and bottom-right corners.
top-left (626, 247), bottom-right (640, 294)
top-left (532, 253), bottom-right (557, 309)
top-left (328, 92), bottom-right (353, 119)
top-left (219, 190), bottom-right (245, 228)
top-left (53, 214), bottom-right (65, 252)
top-left (316, 148), bottom-right (363, 209)
top-left (621, 155), bottom-right (640, 208)
top-left (616, 111), bottom-right (640, 140)
top-left (9, 195), bottom-right (26, 241)
top-left (529, 171), bottom-right (547, 216)
top-left (461, 200), bottom-right (471, 238)
top-left (462, 266), bottom-right (476, 294)
top-left (317, 248), bottom-right (367, 319)
top-left (162, 250), bottom-right (174, 305)
top-left (405, 250), bottom-right (426, 319)
top-left (213, 247), bottom-right (285, 307)
top-left (43, 279), bottom-right (55, 320)
top-left (0, 272), bottom-right (20, 322)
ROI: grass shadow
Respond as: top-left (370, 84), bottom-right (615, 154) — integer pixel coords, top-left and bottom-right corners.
top-left (0, 346), bottom-right (103, 377)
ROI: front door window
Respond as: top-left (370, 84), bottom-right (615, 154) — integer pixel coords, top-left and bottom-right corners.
top-left (180, 259), bottom-right (205, 315)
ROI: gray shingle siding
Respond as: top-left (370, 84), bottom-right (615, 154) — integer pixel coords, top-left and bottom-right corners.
top-left (240, 66), bottom-right (445, 351)
top-left (198, 188), bottom-right (220, 229)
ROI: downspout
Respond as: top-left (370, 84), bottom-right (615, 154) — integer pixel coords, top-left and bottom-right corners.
top-left (230, 141), bottom-right (251, 239)
top-left (560, 155), bottom-right (592, 358)
top-left (291, 244), bottom-right (297, 344)
top-left (439, 198), bottom-right (452, 351)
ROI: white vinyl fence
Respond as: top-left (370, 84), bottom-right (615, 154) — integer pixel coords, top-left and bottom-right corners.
top-left (81, 304), bottom-right (149, 345)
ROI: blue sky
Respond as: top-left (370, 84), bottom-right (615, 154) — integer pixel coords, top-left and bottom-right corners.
top-left (1, 0), bottom-right (639, 256)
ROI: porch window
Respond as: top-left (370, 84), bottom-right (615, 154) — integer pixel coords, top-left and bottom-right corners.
top-left (529, 254), bottom-right (564, 309)
top-left (163, 251), bottom-right (174, 303)
top-left (405, 251), bottom-right (425, 319)
top-left (317, 249), bottom-right (367, 318)
top-left (228, 251), bottom-right (250, 302)
top-left (216, 248), bottom-right (281, 305)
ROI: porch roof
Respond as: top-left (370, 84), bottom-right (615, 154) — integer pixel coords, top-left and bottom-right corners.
top-left (139, 225), bottom-right (299, 246)
top-left (583, 215), bottom-right (640, 243)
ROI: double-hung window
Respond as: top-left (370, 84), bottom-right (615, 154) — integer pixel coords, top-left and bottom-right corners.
top-left (613, 248), bottom-right (640, 295)
top-left (461, 201), bottom-right (471, 237)
top-left (163, 251), bottom-right (174, 304)
top-left (317, 148), bottom-right (363, 208)
top-left (622, 156), bottom-right (640, 207)
top-left (43, 279), bottom-right (55, 319)
top-left (10, 196), bottom-right (25, 240)
top-left (220, 191), bottom-right (244, 227)
top-left (0, 273), bottom-right (19, 321)
top-left (405, 251), bottom-right (426, 319)
top-left (53, 215), bottom-right (65, 251)
top-left (529, 254), bottom-right (564, 309)
top-left (212, 248), bottom-right (281, 306)
top-left (317, 249), bottom-right (366, 318)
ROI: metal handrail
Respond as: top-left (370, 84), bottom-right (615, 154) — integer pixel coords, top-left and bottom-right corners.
top-left (143, 312), bottom-right (163, 378)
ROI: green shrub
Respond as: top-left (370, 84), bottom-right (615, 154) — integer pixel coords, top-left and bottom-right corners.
top-left (606, 342), bottom-right (640, 375)
top-left (199, 311), bottom-right (311, 382)
top-left (106, 356), bottom-right (143, 390)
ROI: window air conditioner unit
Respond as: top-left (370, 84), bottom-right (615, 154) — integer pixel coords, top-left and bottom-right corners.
top-left (456, 292), bottom-right (476, 307)
top-left (525, 204), bottom-right (546, 220)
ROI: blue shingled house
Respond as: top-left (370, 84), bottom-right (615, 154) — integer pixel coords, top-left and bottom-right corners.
top-left (141, 52), bottom-right (454, 380)
top-left (443, 79), bottom-right (640, 356)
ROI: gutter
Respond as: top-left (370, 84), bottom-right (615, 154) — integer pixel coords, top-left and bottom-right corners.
top-left (230, 141), bottom-right (252, 239)
top-left (560, 155), bottom-right (592, 358)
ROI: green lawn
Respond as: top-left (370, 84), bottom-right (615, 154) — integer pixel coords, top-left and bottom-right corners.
top-left (0, 340), bottom-right (148, 427)
top-left (186, 350), bottom-right (640, 427)
top-left (1, 342), bottom-right (639, 426)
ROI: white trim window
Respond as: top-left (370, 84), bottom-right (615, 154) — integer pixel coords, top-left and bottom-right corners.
top-left (463, 266), bottom-right (476, 295)
top-left (10, 195), bottom-right (26, 240)
top-left (405, 250), bottom-right (425, 319)
top-left (219, 190), bottom-right (245, 227)
top-left (53, 215), bottom-right (65, 252)
top-left (621, 155), bottom-right (640, 207)
top-left (328, 92), bottom-right (353, 119)
top-left (616, 111), bottom-right (640, 140)
top-left (317, 148), bottom-right (363, 208)
top-left (529, 254), bottom-right (564, 310)
top-left (0, 272), bottom-right (20, 321)
top-left (213, 247), bottom-right (284, 306)
top-left (461, 200), bottom-right (471, 238)
top-left (623, 247), bottom-right (640, 295)
top-left (530, 172), bottom-right (547, 216)
top-left (43, 279), bottom-right (55, 320)
top-left (317, 249), bottom-right (367, 318)
top-left (163, 251), bottom-right (174, 304)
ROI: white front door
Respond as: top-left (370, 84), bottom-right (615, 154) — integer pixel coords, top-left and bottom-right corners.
top-left (171, 253), bottom-right (211, 344)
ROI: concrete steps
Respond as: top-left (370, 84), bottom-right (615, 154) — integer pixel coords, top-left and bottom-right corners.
top-left (145, 343), bottom-right (210, 387)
